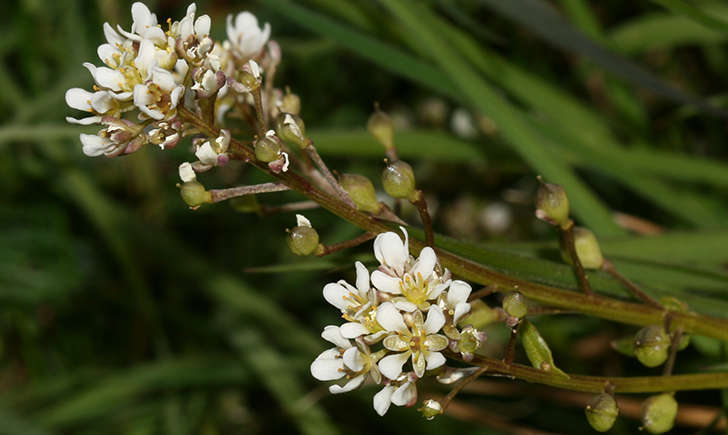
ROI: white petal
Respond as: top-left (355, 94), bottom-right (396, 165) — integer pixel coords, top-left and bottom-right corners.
top-left (66, 116), bottom-right (102, 125)
top-left (370, 270), bottom-right (401, 294)
top-left (79, 134), bottom-right (114, 157)
top-left (310, 358), bottom-right (345, 381)
top-left (391, 381), bottom-right (417, 406)
top-left (179, 15), bottom-right (194, 40)
top-left (355, 261), bottom-right (370, 295)
top-left (373, 385), bottom-right (395, 416)
top-left (195, 15), bottom-right (211, 37)
top-left (447, 280), bottom-right (472, 306)
top-left (329, 375), bottom-right (365, 394)
top-left (320, 325), bottom-right (350, 349)
top-left (314, 348), bottom-right (339, 361)
top-left (152, 68), bottom-right (176, 92)
top-left (340, 322), bottom-right (369, 339)
top-left (138, 105), bottom-right (164, 120)
top-left (425, 351), bottom-right (446, 371)
top-left (429, 279), bottom-right (450, 300)
top-left (97, 43), bottom-right (119, 66)
top-left (393, 300), bottom-right (417, 313)
top-left (135, 40), bottom-right (157, 77)
top-left (323, 283), bottom-right (351, 311)
top-left (373, 232), bottom-right (407, 275)
top-left (83, 63), bottom-right (123, 91)
top-left (65, 88), bottom-right (94, 111)
top-left (423, 305), bottom-right (446, 335)
top-left (195, 142), bottom-right (218, 165)
top-left (170, 86), bottom-right (185, 109)
top-left (376, 302), bottom-right (407, 332)
top-left (295, 214), bottom-right (311, 227)
top-left (410, 247), bottom-right (437, 279)
top-left (378, 352), bottom-right (410, 380)
top-left (178, 162), bottom-right (196, 182)
top-left (144, 26), bottom-right (166, 44)
top-left (133, 84), bottom-right (154, 107)
top-left (342, 347), bottom-right (364, 372)
top-left (90, 91), bottom-right (113, 114)
top-left (131, 2), bottom-right (155, 30)
top-left (453, 302), bottom-right (471, 325)
top-left (103, 22), bottom-right (124, 46)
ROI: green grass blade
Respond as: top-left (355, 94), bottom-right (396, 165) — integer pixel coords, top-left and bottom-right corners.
top-left (650, 0), bottom-right (728, 33)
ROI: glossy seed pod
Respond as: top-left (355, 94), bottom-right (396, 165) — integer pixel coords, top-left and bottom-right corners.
top-left (633, 326), bottom-right (669, 368)
top-left (641, 394), bottom-right (678, 434)
top-left (180, 181), bottom-right (211, 208)
top-left (585, 393), bottom-right (619, 432)
top-left (339, 174), bottom-right (380, 213)
top-left (502, 292), bottom-right (528, 319)
top-left (535, 180), bottom-right (570, 227)
top-left (286, 225), bottom-right (320, 256)
top-left (381, 161), bottom-right (416, 200)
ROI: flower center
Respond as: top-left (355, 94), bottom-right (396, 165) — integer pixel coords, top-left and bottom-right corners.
top-left (400, 272), bottom-right (430, 306)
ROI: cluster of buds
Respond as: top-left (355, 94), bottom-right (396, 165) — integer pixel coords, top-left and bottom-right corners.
top-left (65, 2), bottom-right (277, 184)
top-left (310, 228), bottom-right (485, 416)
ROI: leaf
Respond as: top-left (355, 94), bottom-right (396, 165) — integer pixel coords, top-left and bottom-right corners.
top-left (650, 0), bottom-right (728, 33)
top-left (383, 0), bottom-right (625, 237)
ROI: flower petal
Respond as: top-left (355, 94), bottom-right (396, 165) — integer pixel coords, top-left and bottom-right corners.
top-left (425, 351), bottom-right (446, 371)
top-left (373, 231), bottom-right (407, 275)
top-left (453, 302), bottom-right (471, 325)
top-left (321, 325), bottom-right (350, 349)
top-left (80, 134), bottom-right (114, 157)
top-left (376, 302), bottom-right (407, 333)
top-left (373, 385), bottom-right (395, 416)
top-left (195, 142), bottom-right (218, 165)
top-left (447, 280), bottom-right (472, 306)
top-left (152, 67), bottom-right (176, 92)
top-left (383, 335), bottom-right (409, 352)
top-left (424, 334), bottom-right (449, 352)
top-left (97, 43), bottom-right (120, 67)
top-left (412, 351), bottom-right (426, 378)
top-left (314, 348), bottom-right (339, 361)
top-left (355, 261), bottom-right (370, 295)
top-left (410, 247), bottom-right (437, 279)
top-left (323, 282), bottom-right (350, 311)
top-left (340, 322), bottom-right (369, 339)
top-left (65, 88), bottom-right (94, 112)
top-left (391, 381), bottom-right (417, 407)
top-left (423, 305), bottom-right (446, 335)
top-left (310, 358), bottom-right (345, 381)
top-left (66, 116), bottom-right (102, 125)
top-left (195, 15), bottom-right (211, 37)
top-left (378, 352), bottom-right (410, 380)
top-left (329, 374), bottom-right (365, 394)
top-left (393, 299), bottom-right (417, 313)
top-left (83, 63), bottom-right (123, 91)
top-left (342, 347), bottom-right (364, 372)
top-left (371, 270), bottom-right (401, 294)
top-left (103, 22), bottom-right (124, 46)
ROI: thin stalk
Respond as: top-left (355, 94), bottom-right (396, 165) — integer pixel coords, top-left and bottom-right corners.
top-left (304, 142), bottom-right (356, 209)
top-left (208, 182), bottom-right (289, 203)
top-left (663, 328), bottom-right (683, 377)
top-left (560, 221), bottom-right (593, 295)
top-left (261, 200), bottom-right (319, 215)
top-left (178, 107), bottom-right (728, 342)
top-left (602, 259), bottom-right (663, 309)
top-left (504, 323), bottom-right (520, 365)
top-left (468, 355), bottom-right (728, 394)
top-left (440, 366), bottom-right (488, 412)
top-left (468, 285), bottom-right (499, 302)
top-left (252, 87), bottom-right (266, 138)
top-left (411, 190), bottom-right (434, 246)
top-left (317, 232), bottom-right (375, 257)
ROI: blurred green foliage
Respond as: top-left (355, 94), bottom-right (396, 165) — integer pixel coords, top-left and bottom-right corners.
top-left (2, 0), bottom-right (728, 433)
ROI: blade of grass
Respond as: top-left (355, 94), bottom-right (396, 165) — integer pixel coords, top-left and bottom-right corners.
top-left (650, 0), bottom-right (728, 33)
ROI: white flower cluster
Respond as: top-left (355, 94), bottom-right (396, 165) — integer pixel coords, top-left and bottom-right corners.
top-left (65, 2), bottom-right (275, 173)
top-left (310, 228), bottom-right (482, 416)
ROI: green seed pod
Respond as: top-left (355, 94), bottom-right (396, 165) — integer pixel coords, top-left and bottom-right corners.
top-left (381, 161), bottom-right (416, 200)
top-left (633, 326), bottom-right (670, 368)
top-left (281, 92), bottom-right (301, 115)
top-left (179, 181), bottom-right (211, 208)
top-left (275, 112), bottom-right (307, 148)
top-left (520, 320), bottom-right (568, 377)
top-left (286, 222), bottom-right (320, 256)
top-left (562, 227), bottom-right (604, 269)
top-left (367, 109), bottom-right (394, 149)
top-left (418, 399), bottom-right (443, 420)
top-left (254, 135), bottom-right (282, 163)
top-left (641, 394), bottom-right (678, 434)
top-left (585, 393), bottom-right (619, 432)
top-left (611, 336), bottom-right (635, 357)
top-left (535, 180), bottom-right (570, 228)
top-left (238, 70), bottom-right (260, 92)
top-left (339, 174), bottom-right (381, 213)
top-left (502, 292), bottom-right (528, 319)
top-left (457, 326), bottom-right (483, 354)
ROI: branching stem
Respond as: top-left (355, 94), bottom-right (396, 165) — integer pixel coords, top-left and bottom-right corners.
top-left (208, 182), bottom-right (289, 203)
top-left (560, 221), bottom-right (593, 295)
top-left (317, 232), bottom-right (375, 257)
top-left (602, 259), bottom-right (663, 309)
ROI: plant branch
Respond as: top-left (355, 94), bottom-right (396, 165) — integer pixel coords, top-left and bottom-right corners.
top-left (560, 221), bottom-right (593, 295)
top-left (602, 259), bottom-right (663, 309)
top-left (208, 182), bottom-right (289, 203)
top-left (317, 232), bottom-right (375, 256)
top-left (411, 190), bottom-right (434, 246)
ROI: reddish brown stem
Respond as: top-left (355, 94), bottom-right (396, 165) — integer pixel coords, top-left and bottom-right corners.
top-left (411, 190), bottom-right (434, 246)
top-left (317, 232), bottom-right (375, 257)
top-left (560, 221), bottom-right (593, 295)
top-left (602, 259), bottom-right (663, 309)
top-left (209, 182), bottom-right (289, 203)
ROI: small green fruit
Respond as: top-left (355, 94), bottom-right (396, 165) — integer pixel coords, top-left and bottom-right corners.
top-left (535, 180), bottom-right (570, 227)
top-left (180, 181), bottom-right (211, 208)
top-left (502, 292), bottom-right (528, 319)
top-left (287, 226), bottom-right (319, 256)
top-left (339, 174), bottom-right (380, 213)
top-left (633, 326), bottom-right (669, 368)
top-left (585, 393), bottom-right (619, 432)
top-left (381, 161), bottom-right (416, 200)
top-left (641, 394), bottom-right (678, 434)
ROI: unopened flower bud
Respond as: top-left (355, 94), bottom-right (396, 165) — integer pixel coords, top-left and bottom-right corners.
top-left (287, 214), bottom-right (320, 256)
top-left (281, 92), bottom-right (301, 115)
top-left (633, 326), bottom-right (669, 368)
top-left (585, 393), bottom-right (619, 432)
top-left (339, 174), bottom-right (380, 213)
top-left (458, 326), bottom-right (483, 355)
top-left (641, 394), bottom-right (678, 434)
top-left (179, 181), bottom-right (211, 208)
top-left (237, 70), bottom-right (260, 92)
top-left (418, 399), bottom-right (443, 420)
top-left (276, 113), bottom-right (307, 148)
top-left (367, 109), bottom-right (394, 149)
top-left (502, 292), bottom-right (527, 319)
top-left (382, 161), bottom-right (416, 200)
top-left (562, 227), bottom-right (604, 269)
top-left (255, 131), bottom-right (282, 162)
top-left (535, 179), bottom-right (570, 228)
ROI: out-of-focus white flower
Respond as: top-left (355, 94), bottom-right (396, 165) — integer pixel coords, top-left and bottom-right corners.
top-left (226, 11), bottom-right (271, 60)
top-left (377, 303), bottom-right (448, 379)
top-left (370, 228), bottom-right (451, 311)
top-left (451, 107), bottom-right (478, 139)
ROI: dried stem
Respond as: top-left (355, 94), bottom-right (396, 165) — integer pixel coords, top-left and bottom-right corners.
top-left (602, 259), bottom-right (663, 309)
top-left (503, 322), bottom-right (520, 365)
top-left (560, 221), bottom-right (593, 295)
top-left (261, 200), bottom-right (319, 215)
top-left (208, 182), bottom-right (289, 203)
top-left (178, 106), bottom-right (728, 343)
top-left (440, 366), bottom-right (488, 412)
top-left (304, 142), bottom-right (356, 209)
top-left (252, 87), bottom-right (266, 138)
top-left (317, 232), bottom-right (376, 257)
top-left (411, 190), bottom-right (434, 246)
top-left (663, 328), bottom-right (683, 377)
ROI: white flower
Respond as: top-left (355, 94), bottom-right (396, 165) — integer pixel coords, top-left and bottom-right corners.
top-left (323, 262), bottom-right (383, 340)
top-left (439, 280), bottom-right (472, 326)
top-left (370, 228), bottom-right (450, 310)
top-left (226, 11), bottom-right (271, 60)
top-left (179, 162), bottom-right (196, 182)
top-left (79, 134), bottom-right (116, 157)
top-left (376, 303), bottom-right (448, 379)
top-left (310, 325), bottom-right (383, 394)
top-left (194, 130), bottom-right (230, 166)
top-left (372, 373), bottom-right (418, 416)
top-left (116, 2), bottom-right (166, 43)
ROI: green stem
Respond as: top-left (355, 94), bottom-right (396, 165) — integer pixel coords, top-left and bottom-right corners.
top-left (468, 355), bottom-right (728, 393)
top-left (178, 107), bottom-right (728, 342)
